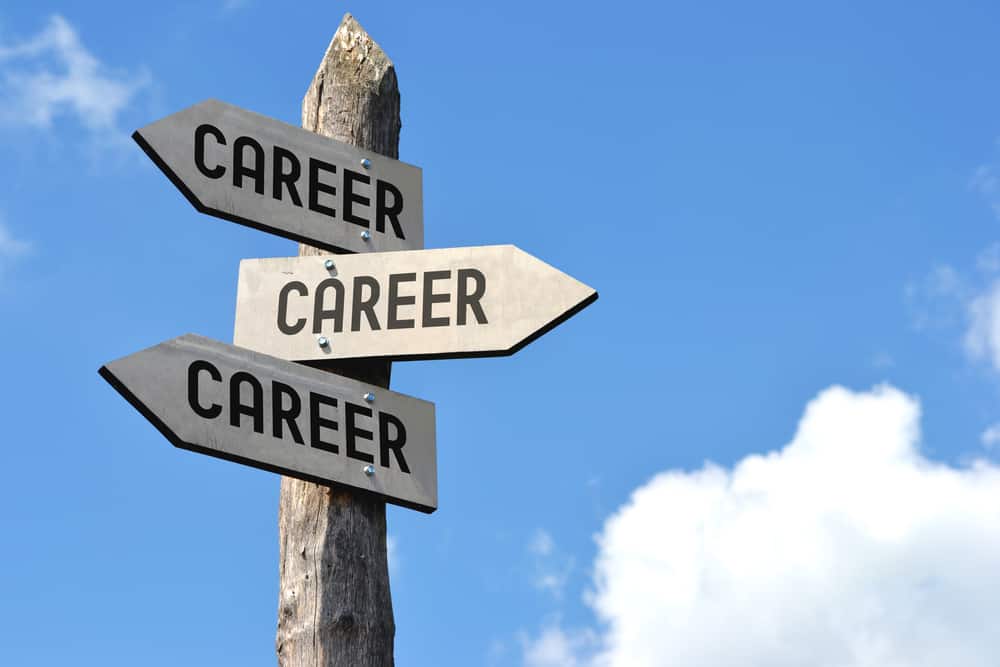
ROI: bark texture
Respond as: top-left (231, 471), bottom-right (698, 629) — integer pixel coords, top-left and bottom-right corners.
top-left (276, 13), bottom-right (398, 667)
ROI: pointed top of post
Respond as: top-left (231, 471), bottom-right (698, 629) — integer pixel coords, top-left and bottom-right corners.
top-left (302, 12), bottom-right (400, 156)
top-left (323, 13), bottom-right (394, 72)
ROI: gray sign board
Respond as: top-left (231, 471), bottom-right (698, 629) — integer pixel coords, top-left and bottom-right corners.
top-left (99, 334), bottom-right (437, 512)
top-left (133, 99), bottom-right (424, 254)
top-left (233, 245), bottom-right (598, 363)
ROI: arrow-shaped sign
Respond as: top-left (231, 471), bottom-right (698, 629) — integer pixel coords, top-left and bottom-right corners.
top-left (99, 334), bottom-right (437, 512)
top-left (233, 245), bottom-right (597, 362)
top-left (133, 99), bottom-right (424, 254)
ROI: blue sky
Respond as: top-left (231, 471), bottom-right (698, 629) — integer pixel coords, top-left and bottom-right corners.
top-left (3, 2), bottom-right (1000, 665)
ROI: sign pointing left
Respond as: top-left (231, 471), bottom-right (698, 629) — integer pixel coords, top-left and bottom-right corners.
top-left (99, 334), bottom-right (438, 513)
top-left (133, 99), bottom-right (424, 254)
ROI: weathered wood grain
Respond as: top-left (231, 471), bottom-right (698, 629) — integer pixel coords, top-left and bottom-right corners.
top-left (276, 13), bottom-right (399, 667)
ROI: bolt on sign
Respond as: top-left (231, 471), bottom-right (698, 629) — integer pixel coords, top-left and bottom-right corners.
top-left (133, 99), bottom-right (424, 254)
top-left (233, 245), bottom-right (598, 363)
top-left (100, 334), bottom-right (437, 512)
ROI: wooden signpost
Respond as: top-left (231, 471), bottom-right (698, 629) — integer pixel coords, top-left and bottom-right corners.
top-left (101, 12), bottom-right (596, 667)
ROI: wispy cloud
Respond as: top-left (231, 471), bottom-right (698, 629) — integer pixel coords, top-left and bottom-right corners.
top-left (905, 249), bottom-right (1000, 375)
top-left (0, 15), bottom-right (149, 141)
top-left (0, 221), bottom-right (30, 259)
top-left (981, 423), bottom-right (1000, 450)
top-left (522, 624), bottom-right (596, 667)
top-left (0, 218), bottom-right (30, 285)
top-left (529, 529), bottom-right (555, 557)
top-left (972, 162), bottom-right (1000, 220)
top-left (964, 280), bottom-right (1000, 371)
top-left (528, 529), bottom-right (575, 600)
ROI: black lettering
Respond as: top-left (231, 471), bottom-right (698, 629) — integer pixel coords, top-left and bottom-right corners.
top-left (187, 360), bottom-right (222, 419)
top-left (387, 272), bottom-right (416, 329)
top-left (457, 268), bottom-right (488, 325)
top-left (378, 411), bottom-right (410, 473)
top-left (422, 270), bottom-right (451, 327)
top-left (351, 275), bottom-right (381, 331)
top-left (272, 381), bottom-right (304, 444)
top-left (229, 371), bottom-right (264, 433)
top-left (272, 146), bottom-right (303, 206)
top-left (376, 180), bottom-right (405, 239)
top-left (232, 136), bottom-right (265, 195)
top-left (309, 392), bottom-right (339, 453)
top-left (343, 169), bottom-right (371, 228)
top-left (277, 281), bottom-right (308, 335)
top-left (313, 278), bottom-right (345, 334)
top-left (345, 402), bottom-right (374, 463)
top-left (308, 158), bottom-right (337, 218)
top-left (194, 124), bottom-right (226, 179)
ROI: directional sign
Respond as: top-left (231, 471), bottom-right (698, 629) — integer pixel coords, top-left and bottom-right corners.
top-left (99, 334), bottom-right (437, 512)
top-left (233, 245), bottom-right (598, 363)
top-left (133, 99), bottom-right (423, 254)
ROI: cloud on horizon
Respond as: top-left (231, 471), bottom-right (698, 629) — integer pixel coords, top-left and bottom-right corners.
top-left (523, 384), bottom-right (1000, 666)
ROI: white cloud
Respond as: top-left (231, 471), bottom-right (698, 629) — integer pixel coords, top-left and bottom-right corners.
top-left (980, 424), bottom-right (1000, 450)
top-left (523, 384), bottom-right (1000, 667)
top-left (0, 15), bottom-right (148, 137)
top-left (0, 221), bottom-right (30, 261)
top-left (523, 626), bottom-right (596, 667)
top-left (907, 256), bottom-right (1000, 374)
top-left (528, 529), bottom-right (575, 599)
top-left (972, 164), bottom-right (1000, 219)
top-left (530, 529), bottom-right (555, 557)
top-left (964, 280), bottom-right (1000, 372)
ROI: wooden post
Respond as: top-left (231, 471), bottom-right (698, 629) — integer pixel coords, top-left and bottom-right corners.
top-left (275, 13), bottom-right (398, 667)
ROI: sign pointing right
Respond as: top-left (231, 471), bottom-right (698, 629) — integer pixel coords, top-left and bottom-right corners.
top-left (233, 245), bottom-right (597, 363)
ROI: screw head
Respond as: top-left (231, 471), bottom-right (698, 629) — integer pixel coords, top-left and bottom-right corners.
top-left (361, 158), bottom-right (372, 169)
top-left (361, 230), bottom-right (372, 241)
top-left (363, 464), bottom-right (375, 477)
top-left (324, 258), bottom-right (335, 270)
top-left (317, 336), bottom-right (329, 348)
top-left (363, 392), bottom-right (375, 403)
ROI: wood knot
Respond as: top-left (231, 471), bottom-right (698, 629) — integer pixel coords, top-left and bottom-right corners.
top-left (333, 613), bottom-right (356, 632)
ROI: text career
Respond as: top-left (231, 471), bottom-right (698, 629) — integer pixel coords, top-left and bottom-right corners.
top-left (187, 359), bottom-right (411, 473)
top-left (276, 268), bottom-right (489, 335)
top-left (194, 123), bottom-right (407, 239)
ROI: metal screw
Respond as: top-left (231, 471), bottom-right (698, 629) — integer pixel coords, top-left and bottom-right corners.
top-left (363, 464), bottom-right (375, 477)
top-left (324, 259), bottom-right (335, 270)
top-left (364, 392), bottom-right (375, 403)
top-left (361, 158), bottom-right (371, 170)
top-left (361, 230), bottom-right (371, 241)
top-left (317, 336), bottom-right (329, 348)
